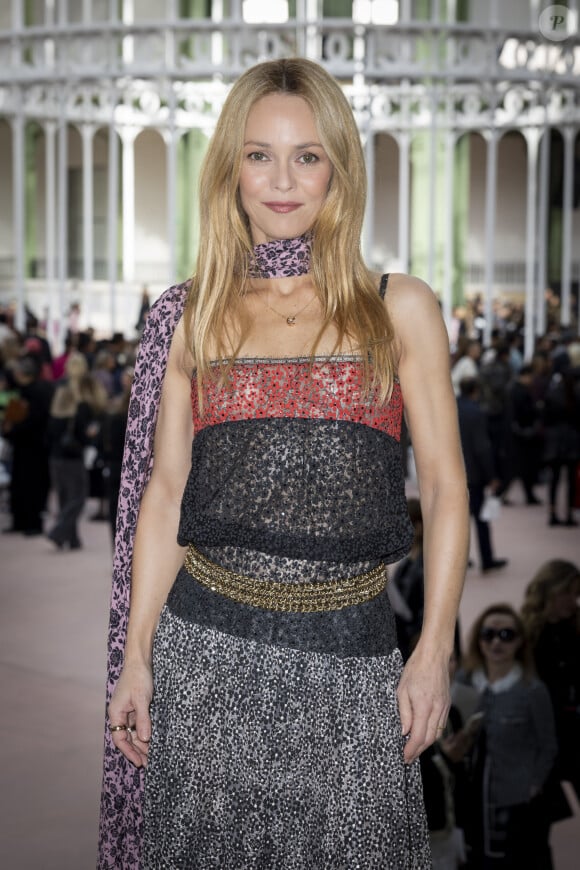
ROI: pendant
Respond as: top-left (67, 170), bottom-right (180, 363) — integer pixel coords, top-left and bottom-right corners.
top-left (286, 316), bottom-right (297, 326)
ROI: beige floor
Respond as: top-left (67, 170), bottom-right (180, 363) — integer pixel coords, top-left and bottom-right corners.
top-left (0, 483), bottom-right (579, 869)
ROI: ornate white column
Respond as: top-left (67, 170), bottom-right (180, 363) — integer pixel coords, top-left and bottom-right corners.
top-left (398, 132), bottom-right (411, 274)
top-left (120, 127), bottom-right (138, 285)
top-left (57, 103), bottom-right (68, 337)
top-left (81, 124), bottom-right (95, 287)
top-left (11, 0), bottom-right (25, 331)
top-left (442, 0), bottom-right (456, 325)
top-left (426, 92), bottom-right (438, 288)
top-left (122, 0), bottom-right (134, 65)
top-left (560, 126), bottom-right (575, 326)
top-left (211, 0), bottom-right (224, 66)
top-left (165, 85), bottom-right (178, 287)
top-left (12, 110), bottom-right (25, 332)
top-left (363, 128), bottom-right (375, 264)
top-left (442, 128), bottom-right (456, 326)
top-left (10, 0), bottom-right (22, 70)
top-left (536, 128), bottom-right (550, 337)
top-left (302, 0), bottom-right (321, 60)
top-left (107, 107), bottom-right (119, 333)
top-left (524, 129), bottom-right (540, 360)
top-left (483, 130), bottom-right (498, 348)
top-left (45, 121), bottom-right (57, 348)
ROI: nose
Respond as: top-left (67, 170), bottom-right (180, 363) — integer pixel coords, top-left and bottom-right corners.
top-left (272, 160), bottom-right (295, 192)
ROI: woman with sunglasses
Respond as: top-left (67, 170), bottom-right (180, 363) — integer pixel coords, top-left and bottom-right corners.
top-left (460, 604), bottom-right (557, 869)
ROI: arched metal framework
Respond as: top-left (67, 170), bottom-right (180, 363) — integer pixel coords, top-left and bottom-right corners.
top-left (1, 0), bottom-right (579, 353)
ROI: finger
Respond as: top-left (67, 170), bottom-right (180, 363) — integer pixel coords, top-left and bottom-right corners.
top-left (397, 684), bottom-right (413, 738)
top-left (127, 722), bottom-right (150, 767)
top-left (402, 700), bottom-right (433, 763)
top-left (127, 718), bottom-right (151, 765)
top-left (134, 696), bottom-right (152, 744)
top-left (403, 718), bottom-right (428, 763)
top-left (109, 726), bottom-right (145, 767)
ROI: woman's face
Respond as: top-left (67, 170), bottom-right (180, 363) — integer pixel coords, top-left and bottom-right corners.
top-left (238, 94), bottom-right (333, 246)
top-left (478, 613), bottom-right (521, 670)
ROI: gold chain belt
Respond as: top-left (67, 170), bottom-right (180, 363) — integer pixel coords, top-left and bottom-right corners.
top-left (183, 544), bottom-right (387, 613)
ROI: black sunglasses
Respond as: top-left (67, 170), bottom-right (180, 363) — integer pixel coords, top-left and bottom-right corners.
top-left (479, 627), bottom-right (518, 644)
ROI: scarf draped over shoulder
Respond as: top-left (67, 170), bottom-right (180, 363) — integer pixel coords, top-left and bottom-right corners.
top-left (98, 282), bottom-right (188, 870)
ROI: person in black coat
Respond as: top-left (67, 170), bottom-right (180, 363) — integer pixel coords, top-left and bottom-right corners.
top-left (457, 378), bottom-right (507, 573)
top-left (506, 364), bottom-right (543, 505)
top-left (99, 365), bottom-right (134, 542)
top-left (542, 346), bottom-right (580, 526)
top-left (522, 559), bottom-right (580, 802)
top-left (2, 355), bottom-right (53, 535)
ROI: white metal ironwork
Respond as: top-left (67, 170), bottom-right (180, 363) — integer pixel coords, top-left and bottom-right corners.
top-left (0, 2), bottom-right (578, 344)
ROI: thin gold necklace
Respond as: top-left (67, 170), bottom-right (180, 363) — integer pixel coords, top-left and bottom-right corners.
top-left (261, 291), bottom-right (316, 327)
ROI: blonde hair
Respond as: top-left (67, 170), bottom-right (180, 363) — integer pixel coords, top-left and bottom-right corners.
top-left (184, 58), bottom-right (395, 407)
top-left (51, 353), bottom-right (108, 418)
top-left (64, 352), bottom-right (88, 384)
top-left (521, 559), bottom-right (580, 643)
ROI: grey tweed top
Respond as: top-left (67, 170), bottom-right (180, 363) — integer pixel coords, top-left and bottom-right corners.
top-left (467, 667), bottom-right (558, 807)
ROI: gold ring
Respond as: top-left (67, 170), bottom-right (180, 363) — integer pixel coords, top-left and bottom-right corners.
top-left (109, 724), bottom-right (128, 732)
top-left (436, 726), bottom-right (446, 732)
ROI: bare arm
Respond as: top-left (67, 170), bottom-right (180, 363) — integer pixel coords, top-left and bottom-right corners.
top-left (387, 275), bottom-right (469, 763)
top-left (108, 317), bottom-right (194, 766)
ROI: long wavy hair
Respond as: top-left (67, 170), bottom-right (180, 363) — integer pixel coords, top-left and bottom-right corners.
top-left (51, 353), bottom-right (108, 418)
top-left (521, 559), bottom-right (580, 644)
top-left (184, 57), bottom-right (396, 406)
top-left (463, 603), bottom-right (534, 679)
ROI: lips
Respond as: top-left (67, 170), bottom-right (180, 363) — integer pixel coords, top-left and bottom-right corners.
top-left (263, 202), bottom-right (302, 213)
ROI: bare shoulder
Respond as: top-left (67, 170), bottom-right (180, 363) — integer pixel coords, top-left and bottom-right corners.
top-left (382, 273), bottom-right (441, 322)
top-left (383, 274), bottom-right (448, 369)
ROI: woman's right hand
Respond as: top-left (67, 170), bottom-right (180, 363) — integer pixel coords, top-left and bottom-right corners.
top-left (108, 660), bottom-right (153, 768)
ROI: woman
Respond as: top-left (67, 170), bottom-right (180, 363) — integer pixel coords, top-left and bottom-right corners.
top-left (522, 559), bottom-right (580, 800)
top-left (99, 58), bottom-right (469, 869)
top-left (46, 353), bottom-right (106, 549)
top-left (461, 604), bottom-right (557, 869)
top-left (100, 365), bottom-right (134, 541)
top-left (450, 337), bottom-right (481, 397)
top-left (543, 355), bottom-right (580, 526)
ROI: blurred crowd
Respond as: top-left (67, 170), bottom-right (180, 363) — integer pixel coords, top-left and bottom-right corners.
top-left (450, 294), bottom-right (580, 532)
top-left (0, 300), bottom-right (142, 548)
top-left (1, 289), bottom-right (579, 870)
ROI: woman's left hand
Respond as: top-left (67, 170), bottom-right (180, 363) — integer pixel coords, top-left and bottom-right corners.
top-left (397, 647), bottom-right (451, 763)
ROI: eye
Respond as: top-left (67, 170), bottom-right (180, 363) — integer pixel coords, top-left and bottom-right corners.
top-left (297, 152), bottom-right (319, 165)
top-left (246, 151), bottom-right (269, 162)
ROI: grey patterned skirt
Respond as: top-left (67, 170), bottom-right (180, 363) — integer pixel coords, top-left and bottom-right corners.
top-left (143, 596), bottom-right (431, 869)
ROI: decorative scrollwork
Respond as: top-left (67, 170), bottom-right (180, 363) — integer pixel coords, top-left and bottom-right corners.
top-left (0, 18), bottom-right (577, 134)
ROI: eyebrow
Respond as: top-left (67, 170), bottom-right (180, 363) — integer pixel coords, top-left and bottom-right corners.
top-left (243, 140), bottom-right (325, 149)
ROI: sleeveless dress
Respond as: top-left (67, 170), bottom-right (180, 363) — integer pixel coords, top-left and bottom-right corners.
top-left (141, 281), bottom-right (431, 869)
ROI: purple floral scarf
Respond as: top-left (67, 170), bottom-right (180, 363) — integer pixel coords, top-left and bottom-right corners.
top-left (97, 282), bottom-right (188, 869)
